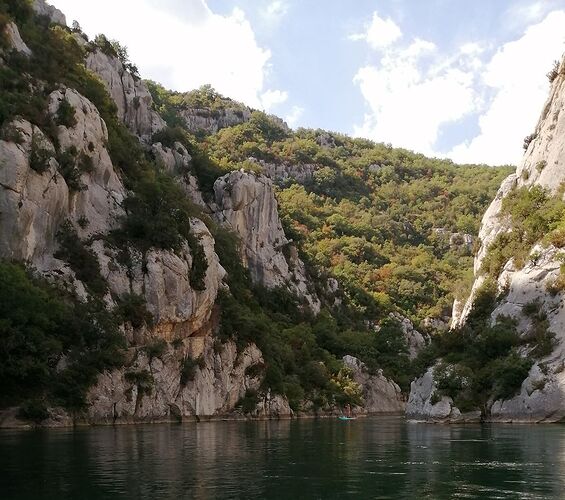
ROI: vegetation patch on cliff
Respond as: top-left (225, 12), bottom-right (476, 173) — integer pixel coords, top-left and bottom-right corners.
top-left (481, 185), bottom-right (565, 277)
top-left (420, 280), bottom-right (555, 413)
top-left (0, 261), bottom-right (125, 419)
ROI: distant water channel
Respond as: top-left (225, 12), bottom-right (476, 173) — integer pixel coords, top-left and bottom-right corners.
top-left (2, 416), bottom-right (565, 499)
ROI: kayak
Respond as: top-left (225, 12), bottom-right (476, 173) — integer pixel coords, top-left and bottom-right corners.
top-left (338, 416), bottom-right (356, 421)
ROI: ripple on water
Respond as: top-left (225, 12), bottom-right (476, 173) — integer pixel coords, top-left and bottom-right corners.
top-left (1, 417), bottom-right (565, 499)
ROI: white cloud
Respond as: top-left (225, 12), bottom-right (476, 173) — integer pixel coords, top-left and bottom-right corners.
top-left (352, 37), bottom-right (480, 156)
top-left (285, 106), bottom-right (304, 128)
top-left (352, 8), bottom-right (565, 164)
top-left (54, 0), bottom-right (286, 108)
top-left (504, 0), bottom-right (558, 29)
top-left (449, 11), bottom-right (565, 165)
top-left (350, 12), bottom-right (402, 50)
top-left (260, 89), bottom-right (288, 111)
top-left (261, 0), bottom-right (289, 25)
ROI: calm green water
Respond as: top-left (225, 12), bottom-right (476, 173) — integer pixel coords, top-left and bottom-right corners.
top-left (2, 416), bottom-right (565, 499)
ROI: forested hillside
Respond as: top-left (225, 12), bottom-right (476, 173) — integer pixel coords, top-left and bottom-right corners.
top-left (0, 0), bottom-right (511, 425)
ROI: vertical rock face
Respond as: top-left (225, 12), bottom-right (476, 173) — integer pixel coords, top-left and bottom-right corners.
top-left (414, 56), bottom-right (565, 423)
top-left (48, 88), bottom-right (126, 237)
top-left (0, 88), bottom-right (126, 267)
top-left (406, 367), bottom-right (480, 423)
top-left (213, 170), bottom-right (320, 313)
top-left (0, 84), bottom-right (253, 422)
top-left (179, 107), bottom-right (251, 135)
top-left (151, 142), bottom-right (206, 207)
top-left (32, 0), bottom-right (66, 26)
top-left (0, 119), bottom-right (67, 266)
top-left (246, 158), bottom-right (318, 184)
top-left (389, 313), bottom-right (428, 360)
top-left (86, 336), bottom-right (268, 423)
top-left (86, 50), bottom-right (166, 142)
top-left (3, 22), bottom-right (32, 55)
top-left (342, 356), bottom-right (405, 414)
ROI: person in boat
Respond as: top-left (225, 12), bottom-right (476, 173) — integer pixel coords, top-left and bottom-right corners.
top-left (345, 404), bottom-right (351, 418)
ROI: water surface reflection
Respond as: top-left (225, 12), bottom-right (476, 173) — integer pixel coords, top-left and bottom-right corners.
top-left (2, 417), bottom-right (565, 499)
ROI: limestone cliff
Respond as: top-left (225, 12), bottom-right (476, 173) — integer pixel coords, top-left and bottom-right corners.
top-left (343, 356), bottom-right (405, 414)
top-left (179, 107), bottom-right (251, 135)
top-left (0, 83), bottom-right (248, 423)
top-left (213, 170), bottom-right (320, 313)
top-left (86, 49), bottom-right (166, 142)
top-left (0, 3), bottom-right (414, 427)
top-left (32, 0), bottom-right (66, 26)
top-left (409, 55), bottom-right (565, 423)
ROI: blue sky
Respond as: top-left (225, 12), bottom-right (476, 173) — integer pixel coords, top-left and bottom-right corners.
top-left (53, 0), bottom-right (565, 165)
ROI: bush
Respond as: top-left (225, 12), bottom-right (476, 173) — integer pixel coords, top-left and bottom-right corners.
top-left (54, 221), bottom-right (107, 296)
top-left (180, 356), bottom-right (205, 386)
top-left (188, 234), bottom-right (208, 291)
top-left (18, 399), bottom-right (49, 423)
top-left (55, 98), bottom-right (77, 127)
top-left (114, 293), bottom-right (153, 328)
top-left (143, 339), bottom-right (167, 360)
top-left (238, 389), bottom-right (259, 414)
top-left (117, 170), bottom-right (202, 251)
top-left (547, 60), bottom-right (560, 83)
top-left (0, 122), bottom-right (24, 143)
top-left (29, 134), bottom-right (52, 173)
top-left (490, 354), bottom-right (532, 400)
top-left (0, 261), bottom-right (125, 411)
top-left (0, 0), bottom-right (34, 25)
top-left (125, 370), bottom-right (154, 396)
top-left (523, 133), bottom-right (536, 151)
top-left (57, 147), bottom-right (85, 191)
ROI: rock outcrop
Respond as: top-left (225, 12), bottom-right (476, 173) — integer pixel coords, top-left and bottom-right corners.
top-left (432, 228), bottom-right (474, 252)
top-left (406, 367), bottom-right (480, 423)
top-left (3, 22), bottom-right (32, 56)
top-left (248, 158), bottom-right (317, 184)
top-left (389, 313), bottom-right (428, 360)
top-left (412, 55), bottom-right (565, 423)
top-left (213, 170), bottom-right (320, 313)
top-left (0, 119), bottom-right (67, 266)
top-left (49, 88), bottom-right (126, 237)
top-left (151, 141), bottom-right (205, 207)
top-left (0, 87), bottom-right (126, 265)
top-left (32, 0), bottom-right (66, 26)
top-left (179, 107), bottom-right (251, 135)
top-left (343, 356), bottom-right (405, 414)
top-left (86, 50), bottom-right (166, 142)
top-left (86, 336), bottom-right (269, 423)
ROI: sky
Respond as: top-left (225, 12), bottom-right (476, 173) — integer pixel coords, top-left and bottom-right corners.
top-left (52, 0), bottom-right (565, 166)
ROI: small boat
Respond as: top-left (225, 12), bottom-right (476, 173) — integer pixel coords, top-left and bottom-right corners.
top-left (338, 416), bottom-right (356, 421)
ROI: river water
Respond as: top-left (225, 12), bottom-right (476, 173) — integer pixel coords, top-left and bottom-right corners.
top-left (2, 416), bottom-right (565, 499)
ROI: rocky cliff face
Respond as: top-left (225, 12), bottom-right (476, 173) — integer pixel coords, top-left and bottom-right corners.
top-left (0, 85), bottom-right (125, 269)
top-left (2, 22), bottom-right (31, 56)
top-left (406, 368), bottom-right (481, 423)
top-left (0, 4), bottom-right (424, 427)
top-left (86, 337), bottom-right (267, 425)
top-left (86, 50), bottom-right (166, 142)
top-left (343, 356), bottom-right (405, 414)
top-left (213, 170), bottom-right (320, 313)
top-left (32, 0), bottom-right (66, 26)
top-left (248, 158), bottom-right (317, 184)
top-left (179, 107), bottom-right (251, 135)
top-left (0, 61), bottom-right (285, 425)
top-left (410, 55), bottom-right (565, 423)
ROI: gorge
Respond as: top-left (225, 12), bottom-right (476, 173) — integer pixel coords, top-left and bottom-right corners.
top-left (1, 0), bottom-right (564, 430)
